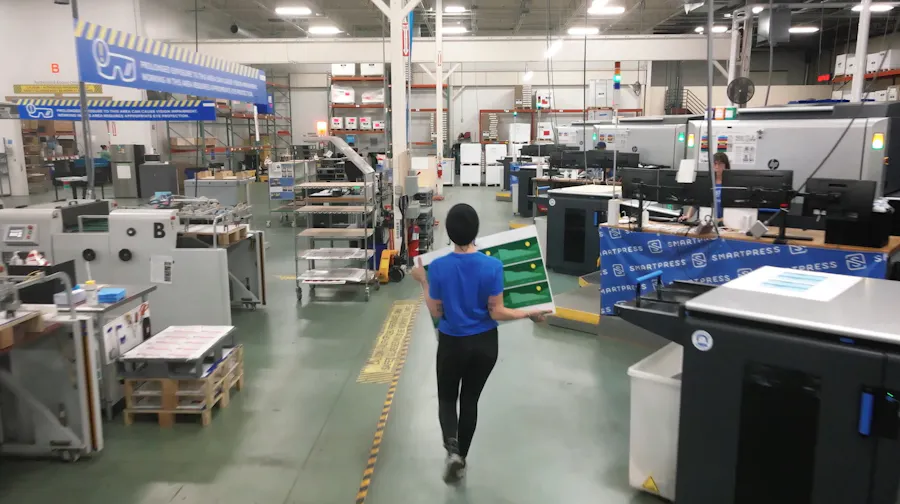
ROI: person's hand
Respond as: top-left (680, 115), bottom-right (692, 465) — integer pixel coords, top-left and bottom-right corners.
top-left (410, 257), bottom-right (427, 285)
top-left (677, 214), bottom-right (688, 222)
top-left (526, 310), bottom-right (552, 323)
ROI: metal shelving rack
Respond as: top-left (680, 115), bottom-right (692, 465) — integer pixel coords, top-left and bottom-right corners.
top-left (267, 81), bottom-right (293, 163)
top-left (327, 73), bottom-right (390, 155)
top-left (294, 178), bottom-right (379, 301)
top-left (293, 137), bottom-right (380, 302)
top-left (268, 160), bottom-right (313, 225)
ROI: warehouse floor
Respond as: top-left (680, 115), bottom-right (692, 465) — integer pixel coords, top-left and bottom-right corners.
top-left (0, 184), bottom-right (665, 504)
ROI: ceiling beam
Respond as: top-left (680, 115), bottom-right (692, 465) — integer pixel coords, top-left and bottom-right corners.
top-left (513, 0), bottom-right (533, 34)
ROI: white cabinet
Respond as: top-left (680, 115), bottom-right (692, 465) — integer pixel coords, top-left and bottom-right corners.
top-left (460, 144), bottom-right (483, 185)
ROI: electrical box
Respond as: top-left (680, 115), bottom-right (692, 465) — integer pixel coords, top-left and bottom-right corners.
top-left (758, 8), bottom-right (791, 46)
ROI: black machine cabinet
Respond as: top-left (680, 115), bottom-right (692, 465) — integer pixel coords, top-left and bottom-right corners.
top-left (616, 271), bottom-right (900, 504)
top-left (545, 189), bottom-right (609, 276)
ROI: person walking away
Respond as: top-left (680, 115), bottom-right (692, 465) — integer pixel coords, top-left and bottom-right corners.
top-left (410, 203), bottom-right (549, 483)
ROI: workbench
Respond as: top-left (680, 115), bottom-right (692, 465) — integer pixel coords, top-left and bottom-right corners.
top-left (599, 222), bottom-right (900, 315)
top-left (184, 177), bottom-right (252, 207)
top-left (57, 284), bottom-right (157, 420)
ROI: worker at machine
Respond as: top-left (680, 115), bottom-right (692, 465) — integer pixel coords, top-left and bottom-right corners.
top-left (410, 203), bottom-right (549, 483)
top-left (678, 151), bottom-right (730, 224)
top-left (99, 145), bottom-right (111, 161)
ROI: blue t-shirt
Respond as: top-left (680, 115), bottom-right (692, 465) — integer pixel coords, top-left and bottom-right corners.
top-left (428, 252), bottom-right (504, 336)
top-left (715, 183), bottom-right (723, 219)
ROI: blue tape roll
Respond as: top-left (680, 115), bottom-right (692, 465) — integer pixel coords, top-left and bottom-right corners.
top-left (636, 270), bottom-right (663, 283)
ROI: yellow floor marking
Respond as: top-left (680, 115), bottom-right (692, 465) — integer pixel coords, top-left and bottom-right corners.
top-left (355, 298), bottom-right (421, 504)
top-left (357, 300), bottom-right (419, 384)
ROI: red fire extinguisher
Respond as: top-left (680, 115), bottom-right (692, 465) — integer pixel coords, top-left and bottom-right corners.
top-left (408, 224), bottom-right (420, 259)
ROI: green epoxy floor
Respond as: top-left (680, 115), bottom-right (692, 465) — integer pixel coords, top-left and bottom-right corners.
top-left (0, 185), bottom-right (665, 503)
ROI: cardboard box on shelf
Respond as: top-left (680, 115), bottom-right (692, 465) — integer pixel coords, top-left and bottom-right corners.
top-left (345, 117), bottom-right (358, 130)
top-left (331, 85), bottom-right (356, 104)
top-left (332, 63), bottom-right (357, 77)
top-left (835, 54), bottom-right (847, 76)
top-left (867, 50), bottom-right (900, 73)
top-left (889, 86), bottom-right (899, 101)
top-left (214, 170), bottom-right (234, 180)
top-left (53, 121), bottom-right (75, 134)
top-left (360, 117), bottom-right (373, 130)
top-left (21, 120), bottom-right (39, 131)
top-left (361, 89), bottom-right (385, 104)
top-left (373, 120), bottom-right (386, 130)
top-left (360, 63), bottom-right (384, 76)
top-left (331, 117), bottom-right (344, 130)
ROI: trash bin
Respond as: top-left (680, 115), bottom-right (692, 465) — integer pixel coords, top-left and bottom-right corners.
top-left (627, 342), bottom-right (682, 501)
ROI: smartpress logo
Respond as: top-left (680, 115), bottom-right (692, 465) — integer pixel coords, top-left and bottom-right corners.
top-left (608, 228), bottom-right (622, 239)
top-left (647, 239), bottom-right (663, 254)
top-left (692, 252), bottom-right (707, 268)
top-left (789, 246), bottom-right (807, 255)
top-left (613, 264), bottom-right (626, 277)
top-left (737, 268), bottom-right (753, 276)
top-left (846, 253), bottom-right (867, 271)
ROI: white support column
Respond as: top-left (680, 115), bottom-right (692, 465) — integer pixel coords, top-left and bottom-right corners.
top-left (435, 0), bottom-right (444, 161)
top-left (390, 0), bottom-right (408, 162)
top-left (851, 0), bottom-right (872, 102)
top-left (727, 15), bottom-right (740, 97)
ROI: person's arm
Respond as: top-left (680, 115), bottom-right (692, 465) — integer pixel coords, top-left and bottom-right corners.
top-left (412, 258), bottom-right (443, 319)
top-left (679, 205), bottom-right (696, 222)
top-left (485, 262), bottom-right (549, 322)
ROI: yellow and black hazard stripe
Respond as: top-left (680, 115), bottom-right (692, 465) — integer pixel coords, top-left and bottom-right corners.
top-left (74, 19), bottom-right (263, 80)
top-left (355, 297), bottom-right (420, 504)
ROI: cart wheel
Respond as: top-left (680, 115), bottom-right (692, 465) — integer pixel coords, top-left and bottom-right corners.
top-left (388, 267), bottom-right (404, 283)
top-left (375, 281), bottom-right (381, 291)
top-left (60, 450), bottom-right (80, 463)
top-left (296, 287), bottom-right (303, 301)
top-left (365, 290), bottom-right (370, 301)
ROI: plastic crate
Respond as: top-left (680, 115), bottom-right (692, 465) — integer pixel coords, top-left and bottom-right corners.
top-left (627, 342), bottom-right (682, 501)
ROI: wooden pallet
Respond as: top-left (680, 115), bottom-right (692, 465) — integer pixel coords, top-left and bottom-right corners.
top-left (0, 311), bottom-right (45, 350)
top-left (123, 346), bottom-right (244, 427)
top-left (181, 224), bottom-right (249, 246)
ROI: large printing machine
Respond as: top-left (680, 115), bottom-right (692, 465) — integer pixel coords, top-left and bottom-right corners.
top-left (0, 199), bottom-right (265, 331)
top-left (685, 102), bottom-right (900, 196)
top-left (616, 266), bottom-right (900, 503)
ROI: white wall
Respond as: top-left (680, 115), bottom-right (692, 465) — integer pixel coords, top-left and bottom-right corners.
top-left (644, 85), bottom-right (833, 115)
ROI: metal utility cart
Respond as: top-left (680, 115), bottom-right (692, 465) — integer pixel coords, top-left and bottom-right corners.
top-left (268, 160), bottom-right (313, 225)
top-left (294, 136), bottom-right (379, 302)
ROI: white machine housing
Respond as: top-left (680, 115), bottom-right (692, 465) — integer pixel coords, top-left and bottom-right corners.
top-left (684, 103), bottom-right (900, 195)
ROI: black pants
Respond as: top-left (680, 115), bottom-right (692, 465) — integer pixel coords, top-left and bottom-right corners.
top-left (436, 328), bottom-right (499, 458)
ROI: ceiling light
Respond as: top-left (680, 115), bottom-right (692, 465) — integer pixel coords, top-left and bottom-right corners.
top-left (442, 25), bottom-right (468, 34)
top-left (444, 5), bottom-right (467, 13)
top-left (695, 26), bottom-right (704, 32)
top-left (789, 26), bottom-right (820, 33)
top-left (852, 3), bottom-right (894, 11)
top-left (308, 25), bottom-right (342, 34)
top-left (751, 5), bottom-right (764, 13)
top-left (568, 26), bottom-right (600, 35)
top-left (724, 12), bottom-right (732, 18)
top-left (712, 25), bottom-right (728, 33)
top-left (588, 5), bottom-right (626, 15)
top-left (275, 6), bottom-right (312, 16)
top-left (523, 70), bottom-right (534, 82)
top-left (545, 39), bottom-right (563, 58)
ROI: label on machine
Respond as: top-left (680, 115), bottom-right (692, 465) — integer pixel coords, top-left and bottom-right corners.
top-left (699, 130), bottom-right (758, 166)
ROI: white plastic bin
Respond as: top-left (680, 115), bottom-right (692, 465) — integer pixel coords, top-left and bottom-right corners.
top-left (627, 342), bottom-right (682, 501)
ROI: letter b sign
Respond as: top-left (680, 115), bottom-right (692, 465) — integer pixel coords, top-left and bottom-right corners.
top-left (154, 222), bottom-right (166, 238)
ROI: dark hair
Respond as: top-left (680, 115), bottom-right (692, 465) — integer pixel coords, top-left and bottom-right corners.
top-left (445, 203), bottom-right (479, 246)
top-left (100, 145), bottom-right (108, 149)
top-left (713, 152), bottom-right (731, 170)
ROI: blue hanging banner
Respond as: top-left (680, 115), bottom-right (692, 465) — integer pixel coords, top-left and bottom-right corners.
top-left (73, 20), bottom-right (267, 104)
top-left (17, 99), bottom-right (216, 122)
top-left (598, 227), bottom-right (889, 316)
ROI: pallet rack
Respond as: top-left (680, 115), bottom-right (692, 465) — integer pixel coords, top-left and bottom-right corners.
top-left (268, 160), bottom-right (313, 225)
top-left (294, 176), bottom-right (379, 301)
top-left (327, 73), bottom-right (390, 155)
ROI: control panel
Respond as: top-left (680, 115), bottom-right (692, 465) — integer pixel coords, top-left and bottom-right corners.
top-left (4, 224), bottom-right (38, 245)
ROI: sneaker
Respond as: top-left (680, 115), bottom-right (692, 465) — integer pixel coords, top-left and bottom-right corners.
top-left (443, 453), bottom-right (465, 483)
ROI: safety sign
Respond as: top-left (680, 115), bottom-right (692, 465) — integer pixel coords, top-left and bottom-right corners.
top-left (13, 83), bottom-right (103, 94)
top-left (17, 99), bottom-right (216, 122)
top-left (73, 19), bottom-right (267, 103)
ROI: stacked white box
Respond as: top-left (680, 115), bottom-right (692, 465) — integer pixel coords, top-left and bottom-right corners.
top-left (846, 55), bottom-right (858, 75)
top-left (867, 50), bottom-right (900, 73)
top-left (874, 90), bottom-right (889, 102)
top-left (332, 63), bottom-right (356, 76)
top-left (331, 85), bottom-right (355, 104)
top-left (360, 117), bottom-right (373, 130)
top-left (373, 120), bottom-right (386, 130)
top-left (331, 117), bottom-right (344, 130)
top-left (835, 54), bottom-right (847, 76)
top-left (459, 143), bottom-right (483, 185)
top-left (889, 86), bottom-right (899, 101)
top-left (345, 117), bottom-right (359, 130)
top-left (831, 90), bottom-right (843, 100)
top-left (361, 89), bottom-right (385, 104)
top-left (360, 63), bottom-right (385, 76)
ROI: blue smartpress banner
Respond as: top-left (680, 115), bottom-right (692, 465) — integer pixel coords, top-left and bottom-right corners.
top-left (599, 227), bottom-right (888, 316)
top-left (74, 20), bottom-right (267, 104)
top-left (17, 99), bottom-right (216, 122)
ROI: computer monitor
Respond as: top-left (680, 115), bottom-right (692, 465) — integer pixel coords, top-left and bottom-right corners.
top-left (657, 170), bottom-right (713, 207)
top-left (721, 170), bottom-right (795, 208)
top-left (619, 168), bottom-right (659, 201)
top-left (803, 178), bottom-right (876, 221)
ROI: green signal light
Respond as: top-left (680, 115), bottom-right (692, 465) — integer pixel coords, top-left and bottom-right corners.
top-left (678, 132), bottom-right (686, 143)
top-left (613, 74), bottom-right (622, 83)
top-left (593, 133), bottom-right (598, 141)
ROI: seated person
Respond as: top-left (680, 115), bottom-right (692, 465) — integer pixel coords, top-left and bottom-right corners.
top-left (678, 152), bottom-right (730, 225)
